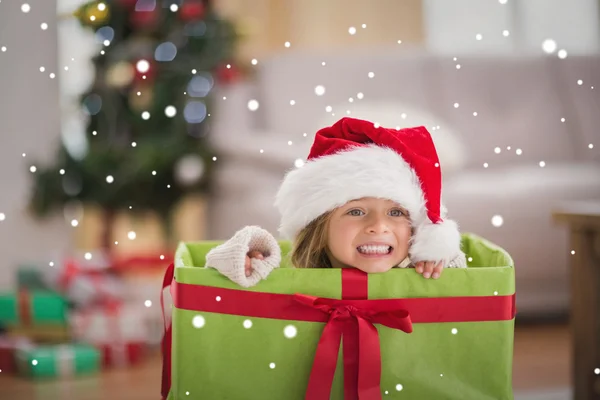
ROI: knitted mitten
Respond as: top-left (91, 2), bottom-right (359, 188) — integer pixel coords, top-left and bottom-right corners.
top-left (447, 251), bottom-right (467, 268)
top-left (396, 251), bottom-right (467, 268)
top-left (205, 226), bottom-right (281, 288)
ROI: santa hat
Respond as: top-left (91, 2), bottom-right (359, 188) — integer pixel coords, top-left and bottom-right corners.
top-left (274, 117), bottom-right (461, 264)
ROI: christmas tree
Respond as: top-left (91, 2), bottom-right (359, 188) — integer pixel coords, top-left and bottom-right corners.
top-left (29, 0), bottom-right (241, 250)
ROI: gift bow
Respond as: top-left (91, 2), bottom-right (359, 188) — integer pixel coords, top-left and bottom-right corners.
top-left (294, 294), bottom-right (413, 400)
top-left (57, 259), bottom-right (97, 290)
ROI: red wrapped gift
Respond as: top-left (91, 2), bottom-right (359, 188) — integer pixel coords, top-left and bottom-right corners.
top-left (0, 336), bottom-right (33, 374)
top-left (45, 254), bottom-right (125, 307)
top-left (111, 253), bottom-right (174, 347)
top-left (71, 301), bottom-right (150, 369)
top-left (70, 302), bottom-right (149, 344)
top-left (98, 342), bottom-right (146, 368)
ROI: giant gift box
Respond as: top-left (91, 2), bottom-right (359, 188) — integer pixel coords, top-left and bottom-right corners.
top-left (162, 233), bottom-right (516, 400)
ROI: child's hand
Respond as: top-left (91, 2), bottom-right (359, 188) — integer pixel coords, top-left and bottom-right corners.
top-left (245, 250), bottom-right (265, 277)
top-left (414, 261), bottom-right (444, 279)
top-left (205, 225), bottom-right (281, 288)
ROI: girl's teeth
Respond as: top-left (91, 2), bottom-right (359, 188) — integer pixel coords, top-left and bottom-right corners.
top-left (358, 246), bottom-right (391, 254)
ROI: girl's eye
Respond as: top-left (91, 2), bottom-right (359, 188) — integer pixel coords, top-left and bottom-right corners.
top-left (347, 209), bottom-right (406, 217)
top-left (390, 209), bottom-right (405, 217)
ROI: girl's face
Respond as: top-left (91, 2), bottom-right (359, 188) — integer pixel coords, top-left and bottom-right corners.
top-left (326, 197), bottom-right (411, 273)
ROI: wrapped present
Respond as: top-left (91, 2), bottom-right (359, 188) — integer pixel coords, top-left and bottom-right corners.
top-left (45, 257), bottom-right (126, 307)
top-left (70, 302), bottom-right (149, 344)
top-left (111, 254), bottom-right (174, 347)
top-left (71, 302), bottom-right (149, 368)
top-left (12, 270), bottom-right (70, 342)
top-left (15, 343), bottom-right (100, 379)
top-left (61, 249), bottom-right (114, 273)
top-left (98, 342), bottom-right (147, 368)
top-left (0, 336), bottom-right (33, 374)
top-left (161, 233), bottom-right (516, 400)
top-left (0, 290), bottom-right (68, 327)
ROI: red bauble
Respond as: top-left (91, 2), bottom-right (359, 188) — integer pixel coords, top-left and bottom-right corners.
top-left (117, 0), bottom-right (138, 9)
top-left (133, 59), bottom-right (157, 83)
top-left (215, 63), bottom-right (241, 85)
top-left (129, 10), bottom-right (160, 29)
top-left (179, 1), bottom-right (205, 21)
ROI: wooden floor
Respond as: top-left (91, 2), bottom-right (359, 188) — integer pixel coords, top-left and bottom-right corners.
top-left (0, 323), bottom-right (570, 400)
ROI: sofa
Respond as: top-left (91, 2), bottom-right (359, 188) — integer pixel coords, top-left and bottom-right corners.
top-left (206, 48), bottom-right (600, 316)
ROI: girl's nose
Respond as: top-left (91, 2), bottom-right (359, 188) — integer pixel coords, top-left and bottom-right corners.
top-left (366, 216), bottom-right (390, 233)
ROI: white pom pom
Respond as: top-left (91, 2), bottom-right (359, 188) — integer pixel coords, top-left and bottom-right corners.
top-left (409, 219), bottom-right (462, 264)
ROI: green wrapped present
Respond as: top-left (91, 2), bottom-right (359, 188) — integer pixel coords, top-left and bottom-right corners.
top-left (0, 290), bottom-right (68, 327)
top-left (16, 343), bottom-right (100, 379)
top-left (161, 233), bottom-right (515, 400)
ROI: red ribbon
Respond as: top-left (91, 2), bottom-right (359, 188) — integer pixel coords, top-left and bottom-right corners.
top-left (294, 294), bottom-right (412, 400)
top-left (57, 259), bottom-right (103, 290)
top-left (58, 259), bottom-right (125, 308)
top-left (17, 289), bottom-right (31, 326)
top-left (110, 254), bottom-right (174, 272)
top-left (341, 268), bottom-right (369, 399)
top-left (160, 263), bottom-right (175, 400)
top-left (160, 263), bottom-right (516, 400)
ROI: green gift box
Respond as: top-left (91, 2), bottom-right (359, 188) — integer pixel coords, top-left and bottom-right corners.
top-left (163, 233), bottom-right (515, 400)
top-left (16, 343), bottom-right (100, 379)
top-left (0, 290), bottom-right (68, 327)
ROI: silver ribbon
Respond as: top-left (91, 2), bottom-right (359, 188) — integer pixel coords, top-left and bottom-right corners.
top-left (55, 345), bottom-right (75, 377)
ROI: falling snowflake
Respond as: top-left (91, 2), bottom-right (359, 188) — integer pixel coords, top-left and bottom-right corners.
top-left (284, 325), bottom-right (298, 338)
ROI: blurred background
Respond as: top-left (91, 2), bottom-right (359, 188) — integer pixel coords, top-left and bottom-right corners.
top-left (0, 0), bottom-right (599, 399)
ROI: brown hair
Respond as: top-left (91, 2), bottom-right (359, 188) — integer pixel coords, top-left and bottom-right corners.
top-left (289, 211), bottom-right (333, 269)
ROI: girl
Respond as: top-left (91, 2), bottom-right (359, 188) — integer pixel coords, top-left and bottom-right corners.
top-left (206, 117), bottom-right (466, 287)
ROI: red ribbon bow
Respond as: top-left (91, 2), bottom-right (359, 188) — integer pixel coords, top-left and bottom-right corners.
top-left (57, 258), bottom-right (127, 309)
top-left (294, 294), bottom-right (413, 400)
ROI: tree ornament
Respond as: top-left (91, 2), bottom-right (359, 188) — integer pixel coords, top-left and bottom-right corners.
top-left (179, 1), bottom-right (205, 21)
top-left (133, 58), bottom-right (157, 82)
top-left (117, 0), bottom-right (138, 9)
top-left (106, 61), bottom-right (135, 88)
top-left (215, 63), bottom-right (241, 85)
top-left (175, 155), bottom-right (206, 186)
top-left (129, 84), bottom-right (154, 111)
top-left (129, 9), bottom-right (160, 30)
top-left (73, 1), bottom-right (110, 26)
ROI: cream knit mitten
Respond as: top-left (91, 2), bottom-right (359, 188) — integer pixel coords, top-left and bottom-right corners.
top-left (447, 251), bottom-right (467, 268)
top-left (205, 226), bottom-right (281, 288)
top-left (396, 251), bottom-right (467, 268)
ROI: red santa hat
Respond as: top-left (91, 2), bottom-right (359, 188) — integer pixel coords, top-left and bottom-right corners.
top-left (274, 117), bottom-right (462, 264)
